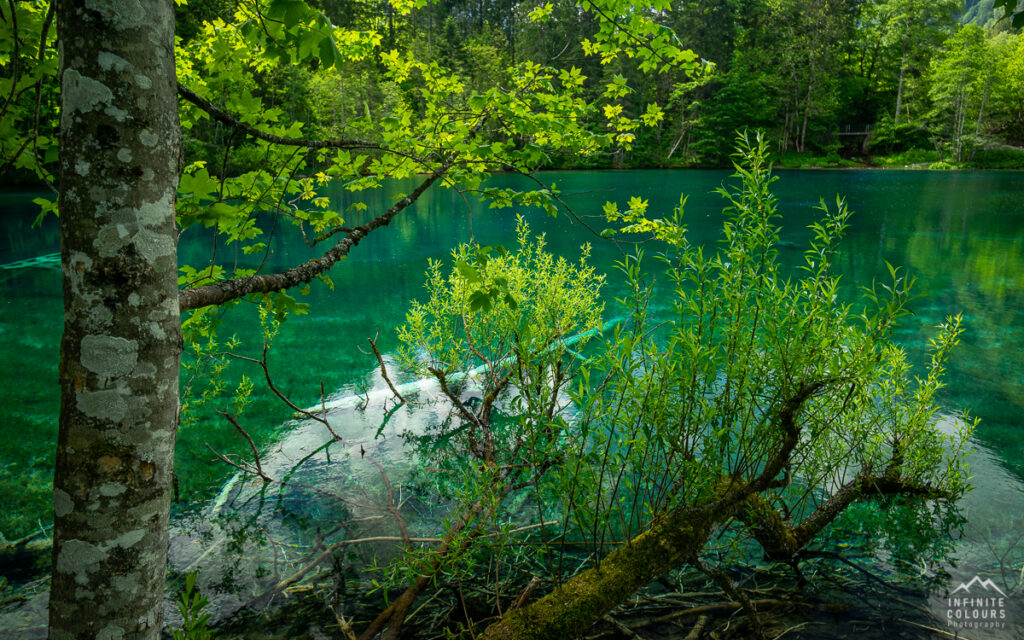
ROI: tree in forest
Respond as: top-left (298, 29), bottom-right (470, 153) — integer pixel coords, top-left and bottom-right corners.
top-left (771, 0), bottom-right (851, 154)
top-left (0, 1), bottom-right (57, 186)
top-left (28, 0), bottom-right (700, 636)
top-left (862, 0), bottom-right (957, 126)
top-left (989, 32), bottom-right (1024, 145)
top-left (927, 23), bottom-right (997, 162)
top-left (390, 133), bottom-right (974, 639)
top-left (712, 0), bottom-right (855, 157)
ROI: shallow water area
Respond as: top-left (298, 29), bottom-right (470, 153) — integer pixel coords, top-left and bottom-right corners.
top-left (1, 169), bottom-right (1023, 637)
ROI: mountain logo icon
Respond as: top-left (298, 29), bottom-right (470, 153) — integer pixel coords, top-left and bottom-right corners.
top-left (950, 576), bottom-right (1007, 597)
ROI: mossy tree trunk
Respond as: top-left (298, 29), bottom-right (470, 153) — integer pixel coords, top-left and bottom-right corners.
top-left (479, 377), bottom-right (948, 640)
top-left (481, 506), bottom-right (721, 640)
top-left (49, 1), bottom-right (181, 638)
top-left (481, 470), bottom-right (944, 640)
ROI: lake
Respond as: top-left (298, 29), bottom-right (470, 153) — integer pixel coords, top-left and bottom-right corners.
top-left (1, 168), bottom-right (1022, 631)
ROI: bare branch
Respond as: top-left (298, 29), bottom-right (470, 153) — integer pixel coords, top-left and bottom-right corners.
top-left (692, 557), bottom-right (764, 639)
top-left (216, 410), bottom-right (271, 482)
top-left (227, 343), bottom-right (344, 440)
top-left (369, 334), bottom-right (406, 404)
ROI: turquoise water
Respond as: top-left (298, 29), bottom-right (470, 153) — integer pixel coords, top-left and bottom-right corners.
top-left (1, 170), bottom-right (1022, 588)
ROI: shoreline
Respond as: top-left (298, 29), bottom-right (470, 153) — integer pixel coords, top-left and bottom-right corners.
top-left (4, 157), bottom-right (1024, 190)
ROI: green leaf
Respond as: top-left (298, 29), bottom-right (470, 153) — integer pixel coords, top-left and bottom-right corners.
top-left (318, 35), bottom-right (342, 69)
top-left (455, 260), bottom-right (482, 283)
top-left (266, 0), bottom-right (310, 26)
top-left (468, 95), bottom-right (487, 111)
top-left (468, 290), bottom-right (492, 312)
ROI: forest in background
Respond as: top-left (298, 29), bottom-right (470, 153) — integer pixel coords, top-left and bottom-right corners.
top-left (2, 0), bottom-right (1024, 186)
top-left (150, 0), bottom-right (1024, 170)
top-left (184, 0), bottom-right (1024, 170)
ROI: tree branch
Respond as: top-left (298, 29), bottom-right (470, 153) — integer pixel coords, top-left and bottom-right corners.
top-left (178, 166), bottom-right (447, 311)
top-left (736, 471), bottom-right (948, 564)
top-left (704, 379), bottom-right (834, 519)
top-left (369, 335), bottom-right (406, 404)
top-left (177, 82), bottom-right (412, 156)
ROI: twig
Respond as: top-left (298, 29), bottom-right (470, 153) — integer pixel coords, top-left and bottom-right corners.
top-left (684, 615), bottom-right (710, 640)
top-left (770, 621), bottom-right (811, 639)
top-left (895, 619), bottom-right (962, 638)
top-left (693, 559), bottom-right (764, 639)
top-left (364, 455), bottom-right (411, 548)
top-left (217, 410), bottom-right (271, 481)
top-left (602, 613), bottom-right (648, 639)
top-left (512, 576), bottom-right (542, 610)
top-left (369, 334), bottom-right (406, 403)
top-left (632, 599), bottom-right (788, 629)
top-left (227, 343), bottom-right (344, 440)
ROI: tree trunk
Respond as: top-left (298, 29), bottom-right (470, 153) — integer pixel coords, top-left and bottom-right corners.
top-left (798, 72), bottom-right (815, 155)
top-left (894, 43), bottom-right (907, 123)
top-left (50, 1), bottom-right (181, 638)
top-left (480, 508), bottom-right (718, 640)
top-left (953, 85), bottom-right (966, 163)
top-left (969, 65), bottom-right (994, 163)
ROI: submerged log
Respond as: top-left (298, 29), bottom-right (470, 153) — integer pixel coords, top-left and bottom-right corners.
top-left (481, 506), bottom-right (719, 640)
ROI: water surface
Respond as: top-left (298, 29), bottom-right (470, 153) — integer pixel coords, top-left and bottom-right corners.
top-left (1, 170), bottom-right (1021, 622)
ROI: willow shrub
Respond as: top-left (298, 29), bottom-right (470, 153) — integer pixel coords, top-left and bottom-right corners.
top-left (557, 132), bottom-right (974, 560)
top-left (392, 132), bottom-right (974, 630)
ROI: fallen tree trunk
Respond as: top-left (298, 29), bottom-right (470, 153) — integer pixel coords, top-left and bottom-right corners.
top-left (480, 382), bottom-right (832, 640)
top-left (480, 505), bottom-right (720, 640)
top-left (480, 470), bottom-right (950, 640)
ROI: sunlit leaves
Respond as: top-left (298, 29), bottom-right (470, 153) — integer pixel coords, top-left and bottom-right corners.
top-left (641, 102), bottom-right (664, 126)
top-left (0, 0), bottom-right (58, 189)
top-left (926, 24), bottom-right (995, 162)
top-left (398, 217), bottom-right (604, 380)
top-left (528, 2), bottom-right (556, 22)
top-left (166, 0), bottom-right (707, 317)
top-left (558, 135), bottom-right (975, 556)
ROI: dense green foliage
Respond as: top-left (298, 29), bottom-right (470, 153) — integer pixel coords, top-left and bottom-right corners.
top-left (3, 0), bottom-right (1023, 186)
top-left (386, 136), bottom-right (974, 637)
top-left (172, 0), bottom-right (1021, 168)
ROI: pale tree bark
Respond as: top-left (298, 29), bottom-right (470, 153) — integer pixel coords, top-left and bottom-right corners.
top-left (50, 0), bottom-right (181, 638)
top-left (968, 63), bottom-right (994, 163)
top-left (894, 41), bottom-right (907, 123)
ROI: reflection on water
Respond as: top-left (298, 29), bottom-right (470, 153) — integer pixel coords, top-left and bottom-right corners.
top-left (0, 169), bottom-right (1022, 635)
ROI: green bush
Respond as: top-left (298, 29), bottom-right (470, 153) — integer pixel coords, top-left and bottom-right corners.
top-left (965, 146), bottom-right (1024, 169)
top-left (868, 115), bottom-right (933, 155)
top-left (390, 133), bottom-right (974, 638)
top-left (874, 148), bottom-right (941, 167)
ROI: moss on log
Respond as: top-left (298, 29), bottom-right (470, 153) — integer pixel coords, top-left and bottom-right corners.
top-left (480, 509), bottom-right (716, 640)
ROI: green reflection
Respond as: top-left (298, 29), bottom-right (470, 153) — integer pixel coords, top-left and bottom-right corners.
top-left (0, 169), bottom-right (1021, 544)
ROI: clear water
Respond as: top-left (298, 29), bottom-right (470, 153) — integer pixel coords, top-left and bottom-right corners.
top-left (1, 170), bottom-right (1022, 603)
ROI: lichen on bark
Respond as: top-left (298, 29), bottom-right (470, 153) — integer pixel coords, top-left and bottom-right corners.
top-left (50, 1), bottom-right (182, 638)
